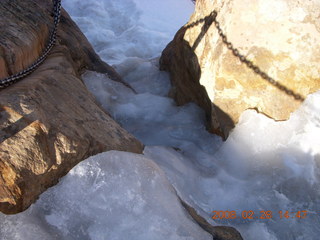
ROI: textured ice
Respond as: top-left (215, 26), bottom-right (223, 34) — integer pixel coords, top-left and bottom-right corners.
top-left (83, 71), bottom-right (320, 239)
top-left (144, 92), bottom-right (320, 240)
top-left (62, 0), bottom-right (193, 65)
top-left (83, 71), bottom-right (220, 151)
top-left (0, 152), bottom-right (211, 240)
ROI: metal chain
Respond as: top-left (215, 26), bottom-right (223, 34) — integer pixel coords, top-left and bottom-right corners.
top-left (0, 0), bottom-right (62, 89)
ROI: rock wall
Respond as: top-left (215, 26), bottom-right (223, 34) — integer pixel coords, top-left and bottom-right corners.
top-left (0, 0), bottom-right (143, 214)
top-left (160, 0), bottom-right (320, 139)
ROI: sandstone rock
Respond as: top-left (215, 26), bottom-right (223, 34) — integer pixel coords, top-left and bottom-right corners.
top-left (160, 0), bottom-right (320, 139)
top-left (0, 0), bottom-right (143, 214)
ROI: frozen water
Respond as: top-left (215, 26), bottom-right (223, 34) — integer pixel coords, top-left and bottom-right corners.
top-left (83, 70), bottom-right (220, 151)
top-left (0, 152), bottom-right (211, 240)
top-left (144, 93), bottom-right (320, 239)
top-left (1, 0), bottom-right (320, 239)
top-left (62, 0), bottom-right (194, 65)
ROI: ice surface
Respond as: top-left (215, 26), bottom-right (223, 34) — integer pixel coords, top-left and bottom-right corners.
top-left (63, 0), bottom-right (194, 65)
top-left (0, 152), bottom-right (211, 240)
top-left (83, 71), bottom-right (221, 152)
top-left (144, 92), bottom-right (320, 240)
top-left (114, 57), bottom-right (171, 96)
top-left (84, 69), bottom-right (320, 239)
top-left (2, 0), bottom-right (320, 239)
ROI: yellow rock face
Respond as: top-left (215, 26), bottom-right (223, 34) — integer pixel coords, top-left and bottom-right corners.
top-left (161, 0), bottom-right (320, 138)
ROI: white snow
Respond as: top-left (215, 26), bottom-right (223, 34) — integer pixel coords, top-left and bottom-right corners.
top-left (1, 0), bottom-right (320, 239)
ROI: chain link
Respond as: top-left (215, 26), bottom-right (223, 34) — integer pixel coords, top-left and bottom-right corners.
top-left (0, 0), bottom-right (62, 89)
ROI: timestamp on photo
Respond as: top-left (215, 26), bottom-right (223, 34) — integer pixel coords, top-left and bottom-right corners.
top-left (211, 210), bottom-right (308, 220)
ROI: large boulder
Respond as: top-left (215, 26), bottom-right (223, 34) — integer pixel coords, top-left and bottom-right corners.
top-left (160, 0), bottom-right (320, 139)
top-left (0, 0), bottom-right (143, 214)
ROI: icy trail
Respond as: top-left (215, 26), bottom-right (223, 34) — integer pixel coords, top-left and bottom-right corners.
top-left (1, 0), bottom-right (320, 239)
